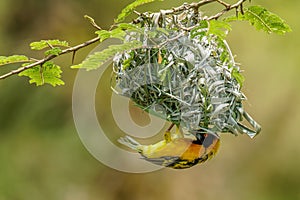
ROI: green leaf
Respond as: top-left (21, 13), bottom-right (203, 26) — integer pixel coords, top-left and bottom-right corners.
top-left (72, 41), bottom-right (143, 70)
top-left (30, 40), bottom-right (69, 50)
top-left (232, 68), bottom-right (245, 87)
top-left (95, 24), bottom-right (143, 42)
top-left (117, 23), bottom-right (140, 30)
top-left (208, 20), bottom-right (232, 39)
top-left (96, 30), bottom-right (112, 42)
top-left (110, 28), bottom-right (127, 40)
top-left (225, 6), bottom-right (292, 35)
top-left (246, 6), bottom-right (292, 34)
top-left (190, 21), bottom-right (209, 38)
top-left (18, 61), bottom-right (64, 86)
top-left (115, 0), bottom-right (163, 23)
top-left (44, 47), bottom-right (63, 56)
top-left (96, 28), bottom-right (126, 42)
top-left (0, 55), bottom-right (29, 66)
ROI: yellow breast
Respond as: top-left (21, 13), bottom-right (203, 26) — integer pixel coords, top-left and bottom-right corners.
top-left (138, 135), bottom-right (220, 168)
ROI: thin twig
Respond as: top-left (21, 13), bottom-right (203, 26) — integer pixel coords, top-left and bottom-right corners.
top-left (216, 0), bottom-right (230, 8)
top-left (46, 41), bottom-right (55, 49)
top-left (84, 15), bottom-right (102, 30)
top-left (164, 0), bottom-right (215, 15)
top-left (0, 37), bottom-right (100, 80)
top-left (207, 0), bottom-right (247, 20)
top-left (167, 123), bottom-right (175, 132)
top-left (133, 10), bottom-right (141, 16)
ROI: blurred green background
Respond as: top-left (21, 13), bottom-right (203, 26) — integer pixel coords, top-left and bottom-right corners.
top-left (0, 0), bottom-right (299, 199)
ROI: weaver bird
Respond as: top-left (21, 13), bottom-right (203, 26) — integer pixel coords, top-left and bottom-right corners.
top-left (118, 126), bottom-right (220, 169)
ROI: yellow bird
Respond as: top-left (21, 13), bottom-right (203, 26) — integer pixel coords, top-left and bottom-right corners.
top-left (118, 126), bottom-right (220, 169)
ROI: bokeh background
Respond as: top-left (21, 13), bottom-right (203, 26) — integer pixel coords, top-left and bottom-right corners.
top-left (0, 0), bottom-right (299, 199)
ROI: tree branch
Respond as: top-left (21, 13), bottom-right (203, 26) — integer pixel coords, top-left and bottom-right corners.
top-left (0, 0), bottom-right (248, 81)
top-left (0, 37), bottom-right (100, 80)
top-left (133, 0), bottom-right (248, 24)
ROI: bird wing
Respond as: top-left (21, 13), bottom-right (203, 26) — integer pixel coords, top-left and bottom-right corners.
top-left (142, 156), bottom-right (181, 167)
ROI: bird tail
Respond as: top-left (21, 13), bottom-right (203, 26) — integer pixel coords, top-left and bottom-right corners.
top-left (118, 136), bottom-right (141, 151)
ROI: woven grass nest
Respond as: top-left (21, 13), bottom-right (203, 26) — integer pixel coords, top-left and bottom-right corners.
top-left (112, 11), bottom-right (261, 138)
